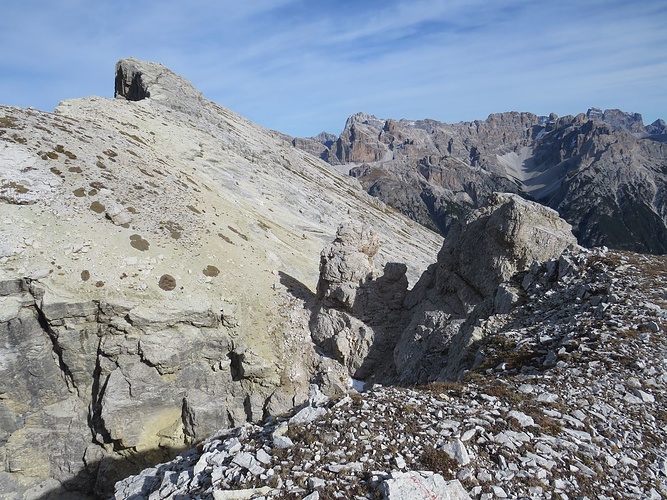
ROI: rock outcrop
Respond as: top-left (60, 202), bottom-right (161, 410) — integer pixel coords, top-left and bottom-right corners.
top-left (393, 193), bottom-right (579, 384)
top-left (113, 240), bottom-right (667, 498)
top-left (308, 194), bottom-right (578, 386)
top-left (0, 59), bottom-right (442, 498)
top-left (432, 193), bottom-right (579, 314)
top-left (298, 108), bottom-right (667, 254)
top-left (114, 58), bottom-right (206, 115)
top-left (311, 224), bottom-right (408, 379)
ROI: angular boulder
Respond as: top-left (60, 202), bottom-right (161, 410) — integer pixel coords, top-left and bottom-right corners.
top-left (378, 473), bottom-right (470, 500)
top-left (394, 193), bottom-right (579, 383)
top-left (435, 192), bottom-right (579, 314)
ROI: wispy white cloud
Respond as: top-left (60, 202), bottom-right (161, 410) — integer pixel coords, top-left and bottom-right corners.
top-left (0, 0), bottom-right (665, 135)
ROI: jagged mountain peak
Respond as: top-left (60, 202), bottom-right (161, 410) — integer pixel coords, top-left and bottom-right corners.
top-left (344, 111), bottom-right (386, 130)
top-left (297, 107), bottom-right (667, 254)
top-left (586, 106), bottom-right (645, 132)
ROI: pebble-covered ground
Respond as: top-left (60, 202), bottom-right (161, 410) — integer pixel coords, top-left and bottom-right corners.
top-left (115, 248), bottom-right (667, 499)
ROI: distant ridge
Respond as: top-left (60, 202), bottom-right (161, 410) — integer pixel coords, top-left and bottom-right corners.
top-left (295, 108), bottom-right (667, 254)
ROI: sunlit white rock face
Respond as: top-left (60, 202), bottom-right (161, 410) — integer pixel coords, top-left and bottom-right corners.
top-left (0, 58), bottom-right (442, 497)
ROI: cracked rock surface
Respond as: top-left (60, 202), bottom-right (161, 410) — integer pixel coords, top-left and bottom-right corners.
top-left (116, 246), bottom-right (667, 499)
top-left (0, 58), bottom-right (441, 498)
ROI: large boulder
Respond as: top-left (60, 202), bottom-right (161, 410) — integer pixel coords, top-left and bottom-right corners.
top-left (393, 193), bottom-right (579, 383)
top-left (434, 192), bottom-right (579, 314)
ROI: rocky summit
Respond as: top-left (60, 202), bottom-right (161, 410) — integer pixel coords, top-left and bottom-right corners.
top-left (1, 59), bottom-right (666, 500)
top-left (296, 108), bottom-right (667, 254)
top-left (0, 58), bottom-right (441, 498)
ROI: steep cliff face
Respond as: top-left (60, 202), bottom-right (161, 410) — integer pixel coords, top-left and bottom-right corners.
top-left (300, 109), bottom-right (667, 253)
top-left (0, 59), bottom-right (442, 498)
top-left (531, 116), bottom-right (667, 253)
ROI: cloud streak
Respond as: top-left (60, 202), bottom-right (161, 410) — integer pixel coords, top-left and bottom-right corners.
top-left (0, 0), bottom-right (664, 136)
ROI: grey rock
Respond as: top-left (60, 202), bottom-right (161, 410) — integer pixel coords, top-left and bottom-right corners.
top-left (115, 58), bottom-right (207, 117)
top-left (508, 410), bottom-right (535, 428)
top-left (255, 448), bottom-right (272, 465)
top-left (378, 472), bottom-right (471, 499)
top-left (311, 223), bottom-right (410, 378)
top-left (289, 406), bottom-right (327, 425)
top-left (394, 455), bottom-right (406, 469)
top-left (273, 435), bottom-right (294, 449)
top-left (393, 193), bottom-right (578, 383)
top-left (440, 439), bottom-right (471, 466)
top-left (307, 476), bottom-right (326, 489)
top-left (494, 284), bottom-right (521, 314)
top-left (316, 222), bottom-right (380, 308)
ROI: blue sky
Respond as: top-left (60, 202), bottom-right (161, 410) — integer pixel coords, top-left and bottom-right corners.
top-left (1, 0), bottom-right (665, 137)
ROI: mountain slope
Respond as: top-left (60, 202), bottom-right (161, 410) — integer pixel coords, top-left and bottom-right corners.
top-left (114, 223), bottom-right (667, 500)
top-left (298, 109), bottom-right (667, 253)
top-left (0, 58), bottom-right (442, 497)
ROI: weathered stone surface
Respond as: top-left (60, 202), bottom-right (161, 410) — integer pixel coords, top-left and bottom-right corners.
top-left (379, 473), bottom-right (470, 499)
top-left (114, 57), bottom-right (207, 116)
top-left (435, 192), bottom-right (579, 313)
top-left (316, 223), bottom-right (380, 308)
top-left (392, 193), bottom-right (578, 383)
top-left (440, 439), bottom-right (471, 466)
top-left (0, 58), bottom-right (442, 497)
top-left (311, 223), bottom-right (410, 378)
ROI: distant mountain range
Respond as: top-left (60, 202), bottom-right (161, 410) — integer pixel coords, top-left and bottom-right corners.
top-left (295, 108), bottom-right (667, 254)
top-left (2, 58), bottom-right (666, 499)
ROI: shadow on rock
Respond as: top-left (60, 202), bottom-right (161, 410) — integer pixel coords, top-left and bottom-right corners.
top-left (304, 194), bottom-right (582, 388)
top-left (307, 224), bottom-right (411, 383)
top-left (32, 443), bottom-right (190, 500)
top-left (277, 271), bottom-right (317, 305)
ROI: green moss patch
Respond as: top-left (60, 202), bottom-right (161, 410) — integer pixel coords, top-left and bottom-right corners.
top-left (1, 182), bottom-right (29, 194)
top-left (160, 220), bottom-right (183, 240)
